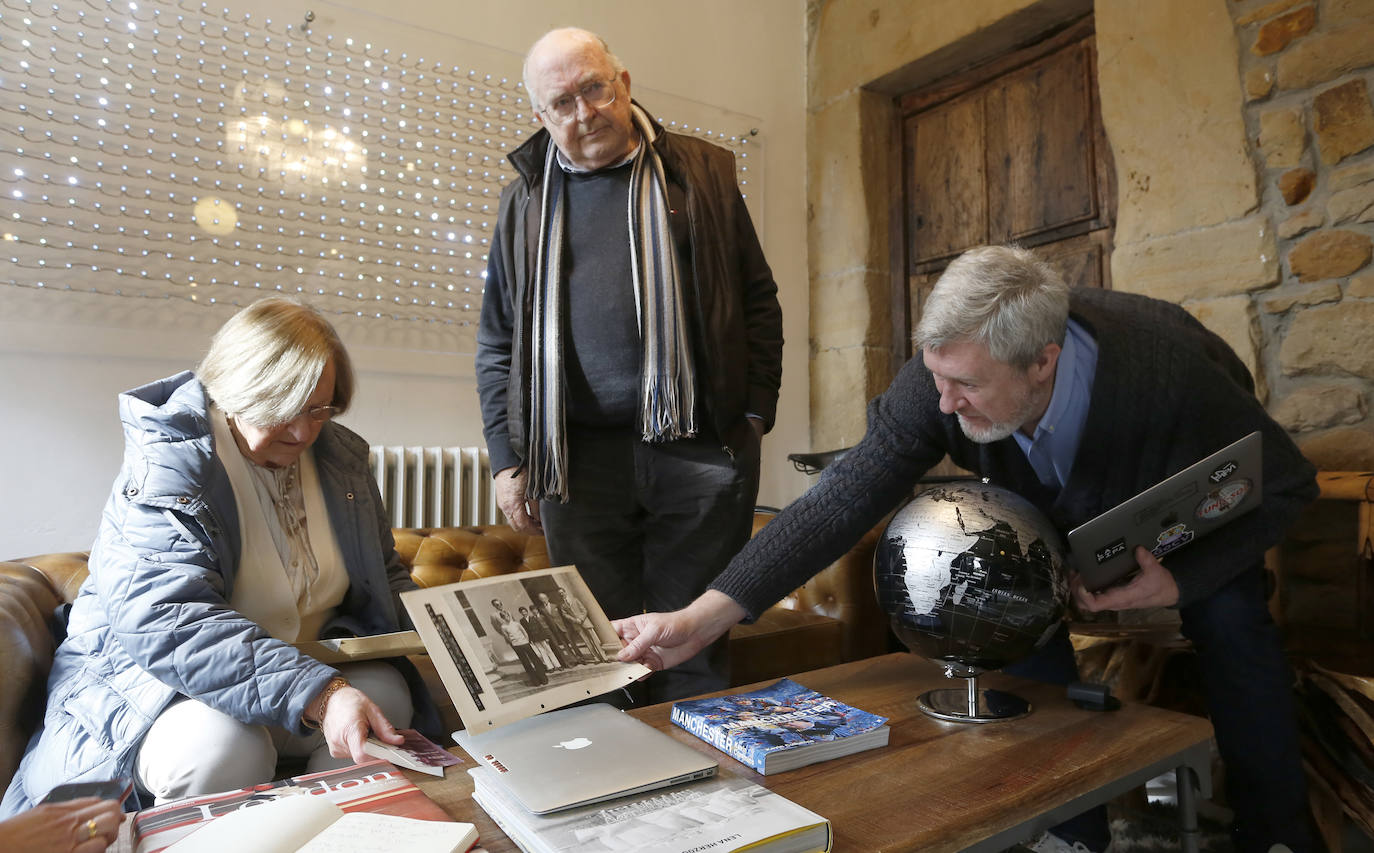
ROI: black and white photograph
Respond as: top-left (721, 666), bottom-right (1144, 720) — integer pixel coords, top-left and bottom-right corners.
top-left (401, 566), bottom-right (651, 732)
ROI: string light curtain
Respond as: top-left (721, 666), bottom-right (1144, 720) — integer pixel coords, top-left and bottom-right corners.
top-left (0, 0), bottom-right (760, 330)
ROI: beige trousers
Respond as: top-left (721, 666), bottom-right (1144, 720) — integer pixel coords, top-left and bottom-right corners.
top-left (134, 660), bottom-right (412, 803)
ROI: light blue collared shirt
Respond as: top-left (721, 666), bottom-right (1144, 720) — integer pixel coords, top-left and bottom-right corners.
top-left (1012, 317), bottom-right (1098, 490)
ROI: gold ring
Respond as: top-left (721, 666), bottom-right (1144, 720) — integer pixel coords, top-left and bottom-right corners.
top-left (86, 817), bottom-right (98, 839)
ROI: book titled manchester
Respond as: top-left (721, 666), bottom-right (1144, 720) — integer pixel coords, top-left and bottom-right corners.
top-left (670, 678), bottom-right (889, 775)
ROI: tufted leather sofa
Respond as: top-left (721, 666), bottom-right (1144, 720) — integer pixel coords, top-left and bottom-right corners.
top-left (0, 515), bottom-right (886, 794)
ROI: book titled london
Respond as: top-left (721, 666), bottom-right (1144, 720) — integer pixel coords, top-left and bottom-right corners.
top-left (670, 678), bottom-right (889, 775)
top-left (131, 759), bottom-right (475, 853)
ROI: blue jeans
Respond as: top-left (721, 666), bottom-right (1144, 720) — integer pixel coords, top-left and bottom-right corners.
top-left (1008, 565), bottom-right (1311, 852)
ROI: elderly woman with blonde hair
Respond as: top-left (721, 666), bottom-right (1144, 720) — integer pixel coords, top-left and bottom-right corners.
top-left (1, 298), bottom-right (432, 817)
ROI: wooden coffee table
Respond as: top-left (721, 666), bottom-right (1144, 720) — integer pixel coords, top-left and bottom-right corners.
top-left (404, 653), bottom-right (1213, 853)
top-left (111, 653), bottom-right (1214, 852)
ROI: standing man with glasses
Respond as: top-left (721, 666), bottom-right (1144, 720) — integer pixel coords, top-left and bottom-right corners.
top-left (476, 27), bottom-right (784, 703)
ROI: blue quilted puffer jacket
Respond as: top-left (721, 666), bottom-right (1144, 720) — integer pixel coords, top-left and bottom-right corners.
top-left (1, 371), bottom-right (421, 815)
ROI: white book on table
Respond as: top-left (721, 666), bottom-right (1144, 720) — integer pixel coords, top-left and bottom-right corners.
top-left (468, 765), bottom-right (832, 853)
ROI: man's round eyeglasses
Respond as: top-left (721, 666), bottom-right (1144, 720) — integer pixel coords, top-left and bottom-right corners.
top-left (540, 78), bottom-right (616, 124)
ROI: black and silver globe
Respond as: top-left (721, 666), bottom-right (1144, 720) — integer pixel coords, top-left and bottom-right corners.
top-left (874, 481), bottom-right (1069, 723)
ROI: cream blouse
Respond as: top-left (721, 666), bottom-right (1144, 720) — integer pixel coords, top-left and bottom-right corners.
top-left (210, 405), bottom-right (348, 642)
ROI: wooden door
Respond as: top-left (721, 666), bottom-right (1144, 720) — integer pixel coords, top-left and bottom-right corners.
top-left (892, 17), bottom-right (1116, 369)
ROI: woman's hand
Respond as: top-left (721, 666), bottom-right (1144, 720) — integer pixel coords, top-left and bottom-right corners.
top-left (307, 681), bottom-right (405, 764)
top-left (0, 797), bottom-right (124, 853)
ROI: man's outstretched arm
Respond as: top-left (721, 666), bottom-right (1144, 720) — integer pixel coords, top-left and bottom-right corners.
top-left (613, 591), bottom-right (747, 672)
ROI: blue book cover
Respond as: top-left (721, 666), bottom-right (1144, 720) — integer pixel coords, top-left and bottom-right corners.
top-left (670, 678), bottom-right (889, 775)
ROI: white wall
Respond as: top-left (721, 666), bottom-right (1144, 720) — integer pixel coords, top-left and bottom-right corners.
top-left (0, 0), bottom-right (810, 555)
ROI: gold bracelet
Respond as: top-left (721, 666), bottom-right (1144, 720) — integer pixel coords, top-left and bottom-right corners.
top-left (303, 675), bottom-right (349, 730)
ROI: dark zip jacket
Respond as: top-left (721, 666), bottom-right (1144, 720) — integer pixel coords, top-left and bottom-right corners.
top-left (475, 103), bottom-right (784, 474)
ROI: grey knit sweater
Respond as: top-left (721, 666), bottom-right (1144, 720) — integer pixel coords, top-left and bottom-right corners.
top-left (710, 288), bottom-right (1318, 615)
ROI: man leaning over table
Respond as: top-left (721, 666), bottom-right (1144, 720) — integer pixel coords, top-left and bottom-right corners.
top-left (614, 245), bottom-right (1318, 853)
top-left (476, 27), bottom-right (783, 703)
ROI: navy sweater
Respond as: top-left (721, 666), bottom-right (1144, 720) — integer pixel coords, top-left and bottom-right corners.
top-left (710, 288), bottom-right (1318, 615)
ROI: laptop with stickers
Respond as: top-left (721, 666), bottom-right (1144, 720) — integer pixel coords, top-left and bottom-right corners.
top-left (452, 703), bottom-right (717, 814)
top-left (1066, 431), bottom-right (1263, 593)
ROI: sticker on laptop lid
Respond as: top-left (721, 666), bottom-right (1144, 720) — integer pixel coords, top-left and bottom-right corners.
top-left (1209, 459), bottom-right (1240, 484)
top-left (1195, 478), bottom-right (1252, 520)
top-left (1093, 537), bottom-right (1128, 565)
top-left (1151, 523), bottom-right (1194, 559)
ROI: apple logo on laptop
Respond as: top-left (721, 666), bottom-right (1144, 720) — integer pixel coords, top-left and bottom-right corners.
top-left (554, 737), bottom-right (593, 750)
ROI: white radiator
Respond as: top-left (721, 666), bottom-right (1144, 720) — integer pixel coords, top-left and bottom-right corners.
top-left (367, 446), bottom-right (501, 528)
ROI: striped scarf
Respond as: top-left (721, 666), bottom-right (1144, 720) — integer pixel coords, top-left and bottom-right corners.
top-left (526, 105), bottom-right (698, 502)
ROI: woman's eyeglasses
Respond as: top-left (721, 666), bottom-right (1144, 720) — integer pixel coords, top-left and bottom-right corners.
top-left (302, 404), bottom-right (341, 423)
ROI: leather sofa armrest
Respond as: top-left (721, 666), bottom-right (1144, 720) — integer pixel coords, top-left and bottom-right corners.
top-left (9, 553), bottom-right (91, 606)
top-left (0, 560), bottom-right (75, 792)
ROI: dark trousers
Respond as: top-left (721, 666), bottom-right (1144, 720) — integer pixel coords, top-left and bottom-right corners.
top-left (1009, 565), bottom-right (1310, 853)
top-left (1178, 565), bottom-right (1310, 852)
top-left (536, 611), bottom-right (577, 667)
top-left (540, 424), bottom-right (761, 704)
top-left (511, 642), bottom-right (548, 686)
top-left (1004, 623), bottom-right (1113, 850)
top-left (567, 618), bottom-right (607, 662)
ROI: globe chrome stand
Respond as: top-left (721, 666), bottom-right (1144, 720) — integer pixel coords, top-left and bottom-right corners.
top-left (918, 662), bottom-right (1031, 723)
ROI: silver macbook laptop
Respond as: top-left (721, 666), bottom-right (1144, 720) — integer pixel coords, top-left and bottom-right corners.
top-left (452, 703), bottom-right (717, 814)
top-left (1067, 431), bottom-right (1263, 593)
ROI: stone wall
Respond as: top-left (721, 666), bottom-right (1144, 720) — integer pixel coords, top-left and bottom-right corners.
top-left (1229, 0), bottom-right (1374, 637)
top-left (806, 0), bottom-right (1374, 465)
top-left (1231, 0), bottom-right (1374, 470)
top-left (1097, 1), bottom-right (1276, 403)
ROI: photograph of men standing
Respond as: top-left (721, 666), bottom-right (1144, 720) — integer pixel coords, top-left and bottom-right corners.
top-left (477, 27), bottom-right (784, 702)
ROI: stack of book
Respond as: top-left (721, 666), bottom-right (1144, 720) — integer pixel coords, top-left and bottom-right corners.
top-left (460, 685), bottom-right (891, 852)
top-left (469, 765), bottom-right (832, 853)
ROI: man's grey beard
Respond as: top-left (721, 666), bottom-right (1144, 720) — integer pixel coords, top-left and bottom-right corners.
top-left (956, 414), bottom-right (1019, 443)
top-left (954, 383), bottom-right (1046, 444)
